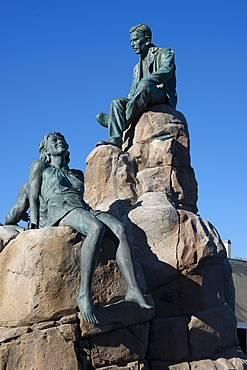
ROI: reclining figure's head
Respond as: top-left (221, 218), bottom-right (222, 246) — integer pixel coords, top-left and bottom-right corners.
top-left (38, 132), bottom-right (70, 164)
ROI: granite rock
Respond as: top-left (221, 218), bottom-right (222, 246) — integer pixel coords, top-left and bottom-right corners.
top-left (0, 226), bottom-right (147, 326)
top-left (188, 303), bottom-right (238, 359)
top-left (124, 192), bottom-right (179, 291)
top-left (147, 316), bottom-right (189, 362)
top-left (178, 262), bottom-right (225, 316)
top-left (0, 327), bottom-right (80, 370)
top-left (0, 226), bottom-right (19, 252)
top-left (1, 105), bottom-right (244, 368)
top-left (177, 210), bottom-right (226, 273)
top-left (0, 326), bottom-right (31, 343)
top-left (123, 105), bottom-right (197, 213)
top-left (0, 227), bottom-right (82, 326)
top-left (89, 322), bottom-right (149, 368)
top-left (150, 279), bottom-right (182, 318)
top-left (84, 145), bottom-right (137, 211)
top-left (99, 360), bottom-right (149, 369)
top-left (189, 359), bottom-right (219, 369)
top-left (149, 361), bottom-right (190, 370)
top-left (84, 105), bottom-right (197, 216)
top-left (79, 294), bottom-right (154, 338)
top-left (123, 105), bottom-right (189, 153)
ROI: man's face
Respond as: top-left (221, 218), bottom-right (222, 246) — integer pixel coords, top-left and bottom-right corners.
top-left (48, 135), bottom-right (67, 157)
top-left (130, 31), bottom-right (149, 56)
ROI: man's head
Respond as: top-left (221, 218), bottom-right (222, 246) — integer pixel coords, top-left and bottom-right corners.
top-left (129, 24), bottom-right (152, 57)
top-left (38, 132), bottom-right (70, 164)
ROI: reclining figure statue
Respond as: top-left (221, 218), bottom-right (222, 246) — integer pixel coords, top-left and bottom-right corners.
top-left (96, 23), bottom-right (177, 149)
top-left (5, 132), bottom-right (153, 324)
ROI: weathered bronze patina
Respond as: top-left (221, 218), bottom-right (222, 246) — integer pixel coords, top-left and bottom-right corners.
top-left (96, 24), bottom-right (177, 148)
top-left (5, 132), bottom-right (153, 324)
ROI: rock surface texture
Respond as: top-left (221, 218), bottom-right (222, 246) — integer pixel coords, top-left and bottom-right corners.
top-left (0, 105), bottom-right (246, 369)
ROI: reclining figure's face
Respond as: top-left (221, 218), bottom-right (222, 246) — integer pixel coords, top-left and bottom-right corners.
top-left (130, 31), bottom-right (150, 56)
top-left (48, 134), bottom-right (68, 157)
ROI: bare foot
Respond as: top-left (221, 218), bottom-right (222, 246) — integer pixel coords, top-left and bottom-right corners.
top-left (76, 294), bottom-right (99, 324)
top-left (125, 288), bottom-right (154, 310)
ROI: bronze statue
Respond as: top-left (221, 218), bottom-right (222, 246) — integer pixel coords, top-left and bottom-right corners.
top-left (5, 132), bottom-right (153, 324)
top-left (96, 24), bottom-right (177, 149)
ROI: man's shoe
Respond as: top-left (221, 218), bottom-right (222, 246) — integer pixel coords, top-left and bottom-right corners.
top-left (96, 113), bottom-right (109, 128)
top-left (96, 140), bottom-right (121, 149)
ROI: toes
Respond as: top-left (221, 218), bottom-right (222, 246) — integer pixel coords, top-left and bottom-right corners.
top-left (87, 314), bottom-right (99, 325)
top-left (92, 315), bottom-right (99, 325)
top-left (81, 311), bottom-right (99, 325)
top-left (141, 303), bottom-right (154, 310)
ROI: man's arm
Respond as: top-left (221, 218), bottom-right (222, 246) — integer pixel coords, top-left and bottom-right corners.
top-left (128, 64), bottom-right (140, 99)
top-left (145, 47), bottom-right (175, 85)
top-left (28, 160), bottom-right (45, 229)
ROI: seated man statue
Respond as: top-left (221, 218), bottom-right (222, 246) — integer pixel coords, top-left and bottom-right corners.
top-left (96, 23), bottom-right (177, 149)
top-left (5, 132), bottom-right (153, 324)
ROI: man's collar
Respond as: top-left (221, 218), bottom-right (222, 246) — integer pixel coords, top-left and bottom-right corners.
top-left (141, 44), bottom-right (159, 66)
top-left (148, 44), bottom-right (159, 54)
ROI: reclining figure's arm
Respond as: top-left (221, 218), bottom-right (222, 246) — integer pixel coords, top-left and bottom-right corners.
top-left (28, 161), bottom-right (45, 229)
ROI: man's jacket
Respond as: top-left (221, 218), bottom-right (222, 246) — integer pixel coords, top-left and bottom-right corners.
top-left (128, 45), bottom-right (177, 109)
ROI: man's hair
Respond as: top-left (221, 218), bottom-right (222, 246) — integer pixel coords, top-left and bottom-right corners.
top-left (38, 132), bottom-right (70, 164)
top-left (129, 24), bottom-right (152, 40)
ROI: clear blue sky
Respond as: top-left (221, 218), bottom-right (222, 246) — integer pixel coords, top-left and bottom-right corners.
top-left (1, 0), bottom-right (247, 258)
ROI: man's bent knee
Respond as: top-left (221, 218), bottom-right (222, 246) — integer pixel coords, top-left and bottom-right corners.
top-left (136, 79), bottom-right (155, 92)
top-left (111, 98), bottom-right (129, 109)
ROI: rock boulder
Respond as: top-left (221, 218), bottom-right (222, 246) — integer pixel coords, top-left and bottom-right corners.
top-left (1, 105), bottom-right (246, 369)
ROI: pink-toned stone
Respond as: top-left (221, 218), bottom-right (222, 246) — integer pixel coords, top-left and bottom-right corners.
top-left (122, 104), bottom-right (197, 213)
top-left (89, 322), bottom-right (149, 368)
top-left (189, 359), bottom-right (219, 369)
top-left (136, 166), bottom-right (172, 199)
top-left (79, 294), bottom-right (154, 338)
top-left (84, 145), bottom-right (137, 211)
top-left (124, 192), bottom-right (179, 291)
top-left (188, 304), bottom-right (238, 359)
top-left (99, 360), bottom-right (149, 369)
top-left (1, 104), bottom-right (243, 368)
top-left (215, 358), bottom-right (235, 369)
top-left (0, 326), bottom-right (31, 343)
top-left (128, 139), bottom-right (176, 170)
top-left (177, 210), bottom-right (226, 273)
top-left (0, 226), bottom-right (19, 252)
top-left (0, 327), bottom-right (80, 370)
top-left (84, 105), bottom-right (197, 216)
top-left (0, 226), bottom-right (147, 327)
top-left (171, 167), bottom-right (198, 213)
top-left (0, 227), bottom-right (82, 326)
top-left (123, 104), bottom-right (189, 149)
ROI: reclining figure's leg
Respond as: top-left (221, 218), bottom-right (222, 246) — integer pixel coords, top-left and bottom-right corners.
top-left (59, 209), bottom-right (105, 324)
top-left (96, 212), bottom-right (153, 309)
